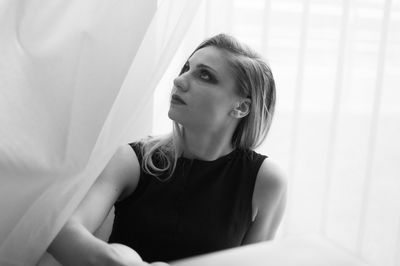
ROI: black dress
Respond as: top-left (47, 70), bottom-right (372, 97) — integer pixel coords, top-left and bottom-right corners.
top-left (108, 142), bottom-right (267, 262)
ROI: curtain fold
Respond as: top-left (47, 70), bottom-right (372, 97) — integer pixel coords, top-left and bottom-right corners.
top-left (0, 0), bottom-right (202, 265)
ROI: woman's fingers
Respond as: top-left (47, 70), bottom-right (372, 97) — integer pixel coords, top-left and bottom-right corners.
top-left (108, 244), bottom-right (170, 266)
top-left (109, 243), bottom-right (143, 263)
top-left (150, 262), bottom-right (170, 266)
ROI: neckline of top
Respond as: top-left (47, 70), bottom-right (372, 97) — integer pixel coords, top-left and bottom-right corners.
top-left (178, 148), bottom-right (240, 164)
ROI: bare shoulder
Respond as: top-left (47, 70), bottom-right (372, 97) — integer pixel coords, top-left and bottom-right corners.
top-left (254, 158), bottom-right (287, 198)
top-left (243, 158), bottom-right (287, 243)
top-left (257, 158), bottom-right (286, 187)
top-left (101, 144), bottom-right (141, 201)
top-left (253, 158), bottom-right (287, 220)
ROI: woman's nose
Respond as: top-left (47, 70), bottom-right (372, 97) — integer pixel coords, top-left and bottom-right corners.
top-left (173, 74), bottom-right (189, 92)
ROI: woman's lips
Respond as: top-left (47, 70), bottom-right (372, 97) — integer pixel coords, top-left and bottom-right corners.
top-left (171, 94), bottom-right (186, 105)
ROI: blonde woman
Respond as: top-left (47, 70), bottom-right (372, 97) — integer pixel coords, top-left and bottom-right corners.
top-left (48, 34), bottom-right (287, 266)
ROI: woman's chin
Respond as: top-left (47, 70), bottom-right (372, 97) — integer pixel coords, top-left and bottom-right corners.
top-left (167, 109), bottom-right (181, 123)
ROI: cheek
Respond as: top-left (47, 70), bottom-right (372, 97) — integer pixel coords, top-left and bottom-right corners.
top-left (193, 92), bottom-right (232, 119)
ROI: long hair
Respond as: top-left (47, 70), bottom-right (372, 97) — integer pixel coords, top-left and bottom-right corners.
top-left (141, 33), bottom-right (276, 179)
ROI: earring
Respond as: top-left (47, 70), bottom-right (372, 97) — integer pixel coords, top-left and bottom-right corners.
top-left (231, 109), bottom-right (241, 117)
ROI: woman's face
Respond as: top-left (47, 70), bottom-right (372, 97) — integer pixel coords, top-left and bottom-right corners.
top-left (168, 46), bottom-right (241, 132)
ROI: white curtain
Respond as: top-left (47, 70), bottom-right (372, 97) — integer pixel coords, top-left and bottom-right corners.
top-left (0, 0), bottom-right (201, 265)
top-left (152, 0), bottom-right (400, 266)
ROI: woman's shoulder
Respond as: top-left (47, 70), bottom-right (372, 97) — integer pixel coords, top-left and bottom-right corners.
top-left (127, 137), bottom-right (156, 162)
top-left (109, 144), bottom-right (142, 201)
top-left (238, 149), bottom-right (268, 177)
top-left (127, 141), bottom-right (144, 161)
top-left (257, 158), bottom-right (286, 186)
top-left (129, 135), bottom-right (172, 158)
top-left (241, 148), bottom-right (268, 161)
top-left (254, 157), bottom-right (287, 206)
top-left (244, 157), bottom-right (287, 242)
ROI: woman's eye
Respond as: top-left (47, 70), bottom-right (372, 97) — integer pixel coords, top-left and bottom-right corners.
top-left (180, 63), bottom-right (189, 75)
top-left (199, 70), bottom-right (211, 81)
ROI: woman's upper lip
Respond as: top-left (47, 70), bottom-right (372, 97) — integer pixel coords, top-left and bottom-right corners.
top-left (171, 94), bottom-right (186, 105)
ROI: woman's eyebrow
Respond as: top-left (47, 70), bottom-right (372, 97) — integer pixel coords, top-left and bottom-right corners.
top-left (186, 58), bottom-right (219, 75)
top-left (196, 63), bottom-right (218, 74)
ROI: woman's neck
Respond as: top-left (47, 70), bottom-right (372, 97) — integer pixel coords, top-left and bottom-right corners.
top-left (180, 127), bottom-right (235, 161)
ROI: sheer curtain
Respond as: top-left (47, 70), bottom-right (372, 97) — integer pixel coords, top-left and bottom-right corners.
top-left (0, 0), bottom-right (201, 265)
top-left (152, 0), bottom-right (400, 265)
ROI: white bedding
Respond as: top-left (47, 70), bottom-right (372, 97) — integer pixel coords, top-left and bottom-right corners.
top-left (171, 235), bottom-right (369, 266)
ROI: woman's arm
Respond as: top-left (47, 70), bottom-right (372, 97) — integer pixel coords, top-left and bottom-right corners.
top-left (48, 144), bottom-right (144, 266)
top-left (242, 159), bottom-right (287, 244)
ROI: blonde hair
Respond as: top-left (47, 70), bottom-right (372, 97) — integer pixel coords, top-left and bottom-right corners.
top-left (141, 33), bottom-right (276, 179)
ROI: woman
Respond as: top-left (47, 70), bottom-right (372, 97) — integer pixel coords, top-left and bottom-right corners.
top-left (48, 33), bottom-right (287, 266)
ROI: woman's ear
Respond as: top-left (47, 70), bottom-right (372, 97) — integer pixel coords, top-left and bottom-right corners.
top-left (231, 98), bottom-right (251, 118)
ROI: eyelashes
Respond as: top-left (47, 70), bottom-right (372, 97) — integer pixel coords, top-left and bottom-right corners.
top-left (180, 62), bottom-right (189, 74)
top-left (179, 62), bottom-right (217, 83)
top-left (199, 69), bottom-right (212, 81)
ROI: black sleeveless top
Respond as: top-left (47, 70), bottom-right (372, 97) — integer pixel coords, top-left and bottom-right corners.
top-left (108, 142), bottom-right (267, 262)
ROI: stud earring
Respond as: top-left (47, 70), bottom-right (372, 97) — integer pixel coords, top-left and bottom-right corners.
top-left (231, 110), bottom-right (241, 117)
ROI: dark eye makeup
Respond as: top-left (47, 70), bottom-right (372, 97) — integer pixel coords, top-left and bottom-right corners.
top-left (179, 62), bottom-right (217, 83)
top-left (180, 62), bottom-right (190, 74)
top-left (199, 69), bottom-right (213, 81)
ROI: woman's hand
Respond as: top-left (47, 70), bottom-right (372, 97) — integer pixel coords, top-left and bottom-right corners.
top-left (150, 262), bottom-right (170, 266)
top-left (108, 243), bottom-right (144, 265)
top-left (109, 244), bottom-right (170, 266)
